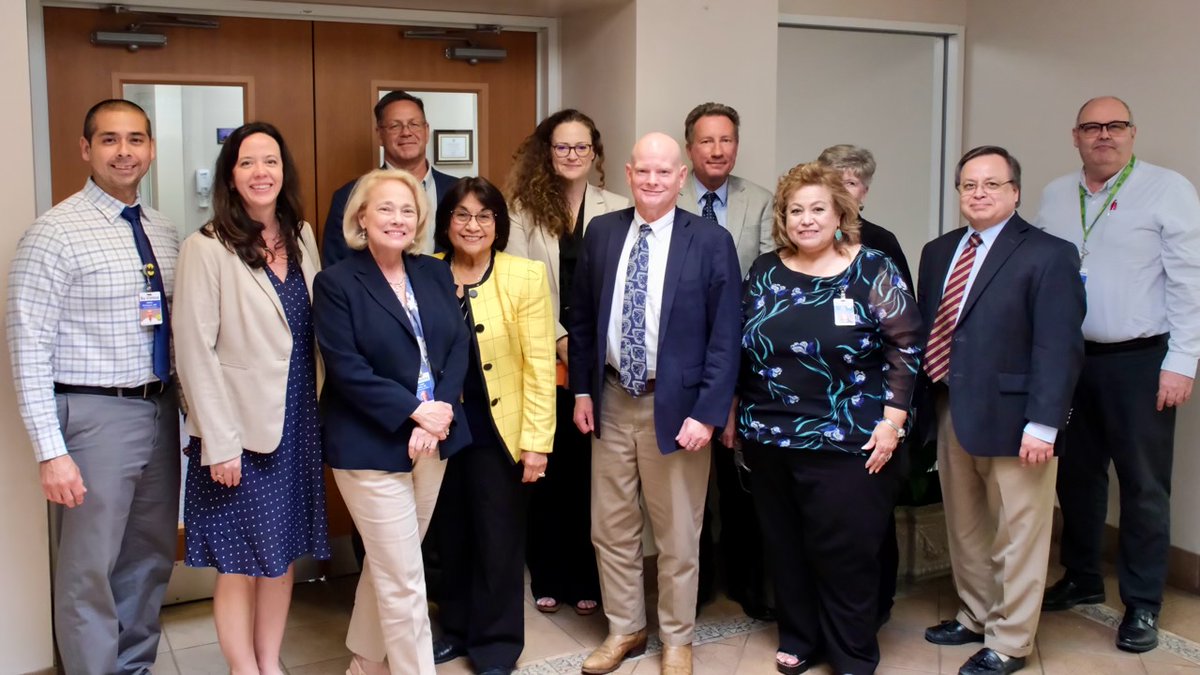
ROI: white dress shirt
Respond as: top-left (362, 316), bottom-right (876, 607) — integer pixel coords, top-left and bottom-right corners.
top-left (605, 208), bottom-right (675, 379)
top-left (1036, 159), bottom-right (1200, 377)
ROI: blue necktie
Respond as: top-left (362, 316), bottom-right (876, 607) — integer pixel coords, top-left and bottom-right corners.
top-left (121, 205), bottom-right (171, 384)
top-left (619, 223), bottom-right (652, 396)
top-left (701, 192), bottom-right (718, 223)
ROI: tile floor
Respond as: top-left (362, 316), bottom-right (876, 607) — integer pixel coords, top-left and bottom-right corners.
top-left (149, 560), bottom-right (1200, 674)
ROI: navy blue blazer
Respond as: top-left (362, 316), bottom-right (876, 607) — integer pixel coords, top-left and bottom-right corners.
top-left (915, 213), bottom-right (1085, 457)
top-left (568, 207), bottom-right (742, 454)
top-left (321, 167), bottom-right (459, 267)
top-left (313, 248), bottom-right (471, 472)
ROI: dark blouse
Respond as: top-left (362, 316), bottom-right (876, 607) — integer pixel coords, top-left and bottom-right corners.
top-left (737, 248), bottom-right (922, 455)
top-left (455, 254), bottom-right (504, 453)
top-left (859, 217), bottom-right (913, 290)
top-left (558, 200), bottom-right (585, 321)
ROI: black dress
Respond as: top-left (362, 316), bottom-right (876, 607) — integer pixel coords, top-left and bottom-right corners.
top-left (526, 202), bottom-right (602, 607)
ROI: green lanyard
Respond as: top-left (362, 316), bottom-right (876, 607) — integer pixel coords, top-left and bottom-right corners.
top-left (1078, 155), bottom-right (1135, 261)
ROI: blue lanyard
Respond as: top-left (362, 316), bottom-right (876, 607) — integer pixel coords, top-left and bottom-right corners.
top-left (399, 272), bottom-right (436, 401)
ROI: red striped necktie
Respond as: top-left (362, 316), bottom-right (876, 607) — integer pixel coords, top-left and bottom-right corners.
top-left (924, 232), bottom-right (983, 383)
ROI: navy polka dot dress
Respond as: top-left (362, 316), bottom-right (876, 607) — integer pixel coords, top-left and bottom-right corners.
top-left (183, 258), bottom-right (331, 577)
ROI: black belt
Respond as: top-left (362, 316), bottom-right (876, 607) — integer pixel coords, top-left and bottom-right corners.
top-left (605, 365), bottom-right (656, 393)
top-left (1084, 333), bottom-right (1167, 356)
top-left (54, 381), bottom-right (169, 399)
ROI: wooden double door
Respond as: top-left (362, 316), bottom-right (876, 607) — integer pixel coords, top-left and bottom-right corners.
top-left (43, 7), bottom-right (538, 541)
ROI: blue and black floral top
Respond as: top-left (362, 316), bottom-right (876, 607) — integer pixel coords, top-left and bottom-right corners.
top-left (737, 248), bottom-right (922, 455)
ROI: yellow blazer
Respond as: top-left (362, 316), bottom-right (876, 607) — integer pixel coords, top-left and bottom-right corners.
top-left (507, 183), bottom-right (630, 339)
top-left (174, 223), bottom-right (324, 466)
top-left (436, 251), bottom-right (557, 461)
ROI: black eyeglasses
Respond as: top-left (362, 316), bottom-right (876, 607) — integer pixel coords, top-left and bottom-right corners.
top-left (551, 143), bottom-right (593, 158)
top-left (1075, 120), bottom-right (1133, 138)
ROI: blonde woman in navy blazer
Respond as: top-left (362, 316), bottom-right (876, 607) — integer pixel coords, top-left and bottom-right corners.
top-left (313, 168), bottom-right (469, 675)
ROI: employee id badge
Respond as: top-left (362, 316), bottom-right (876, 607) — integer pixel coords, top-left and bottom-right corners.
top-left (416, 367), bottom-right (435, 402)
top-left (138, 291), bottom-right (163, 326)
top-left (833, 297), bottom-right (856, 326)
top-left (1079, 267), bottom-right (1088, 285)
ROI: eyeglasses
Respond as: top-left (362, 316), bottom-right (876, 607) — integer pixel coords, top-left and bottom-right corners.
top-left (957, 180), bottom-right (1015, 195)
top-left (1075, 120), bottom-right (1133, 138)
top-left (551, 143), bottom-right (593, 158)
top-left (451, 209), bottom-right (495, 227)
top-left (379, 120), bottom-right (426, 135)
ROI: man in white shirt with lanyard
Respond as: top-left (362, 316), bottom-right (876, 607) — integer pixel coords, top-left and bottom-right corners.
top-left (1037, 96), bottom-right (1200, 653)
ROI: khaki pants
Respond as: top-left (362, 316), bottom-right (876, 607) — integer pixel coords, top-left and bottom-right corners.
top-left (937, 393), bottom-right (1057, 657)
top-left (591, 376), bottom-right (710, 646)
top-left (337, 456), bottom-right (447, 673)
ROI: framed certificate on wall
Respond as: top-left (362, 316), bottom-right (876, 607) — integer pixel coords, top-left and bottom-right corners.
top-left (434, 130), bottom-right (473, 165)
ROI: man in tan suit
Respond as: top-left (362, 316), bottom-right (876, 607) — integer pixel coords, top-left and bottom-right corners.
top-left (680, 102), bottom-right (775, 617)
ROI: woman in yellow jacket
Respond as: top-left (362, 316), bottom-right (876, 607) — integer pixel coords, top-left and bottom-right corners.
top-left (431, 176), bottom-right (556, 675)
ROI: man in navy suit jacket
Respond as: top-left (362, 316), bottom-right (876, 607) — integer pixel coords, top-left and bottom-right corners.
top-left (322, 90), bottom-right (459, 266)
top-left (917, 146), bottom-right (1085, 675)
top-left (568, 133), bottom-right (741, 675)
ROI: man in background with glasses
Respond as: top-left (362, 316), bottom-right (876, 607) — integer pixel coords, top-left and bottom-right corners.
top-left (679, 102), bottom-right (775, 620)
top-left (323, 90), bottom-right (460, 265)
top-left (1037, 96), bottom-right (1200, 654)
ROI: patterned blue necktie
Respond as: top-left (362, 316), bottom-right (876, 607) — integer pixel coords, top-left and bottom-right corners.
top-left (618, 223), bottom-right (653, 396)
top-left (701, 192), bottom-right (719, 223)
top-left (121, 205), bottom-right (171, 384)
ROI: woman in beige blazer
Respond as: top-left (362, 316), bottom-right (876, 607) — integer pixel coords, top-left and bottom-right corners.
top-left (505, 109), bottom-right (629, 616)
top-left (174, 122), bottom-right (329, 673)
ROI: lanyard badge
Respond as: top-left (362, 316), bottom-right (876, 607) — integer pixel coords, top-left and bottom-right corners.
top-left (1078, 155), bottom-right (1135, 263)
top-left (139, 262), bottom-right (163, 326)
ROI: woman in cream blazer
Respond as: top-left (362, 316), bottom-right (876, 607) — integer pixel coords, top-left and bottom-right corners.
top-left (431, 177), bottom-right (556, 674)
top-left (505, 109), bottom-right (629, 616)
top-left (173, 122), bottom-right (329, 671)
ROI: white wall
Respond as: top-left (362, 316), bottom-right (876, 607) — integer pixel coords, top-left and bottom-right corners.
top-left (2, 1), bottom-right (55, 671)
top-left (561, 0), bottom-right (636, 196)
top-left (963, 0), bottom-right (1200, 551)
top-left (635, 0), bottom-right (779, 190)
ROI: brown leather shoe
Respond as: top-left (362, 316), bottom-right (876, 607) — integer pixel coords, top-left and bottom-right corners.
top-left (581, 629), bottom-right (648, 674)
top-left (661, 643), bottom-right (693, 675)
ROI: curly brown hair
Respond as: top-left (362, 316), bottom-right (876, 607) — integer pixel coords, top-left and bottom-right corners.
top-left (505, 109), bottom-right (607, 239)
top-left (772, 162), bottom-right (861, 256)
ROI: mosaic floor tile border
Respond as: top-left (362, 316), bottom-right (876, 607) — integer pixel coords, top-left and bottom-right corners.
top-left (1073, 603), bottom-right (1200, 665)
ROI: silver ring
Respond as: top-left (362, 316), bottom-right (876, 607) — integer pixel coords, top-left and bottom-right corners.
top-left (537, 472), bottom-right (546, 478)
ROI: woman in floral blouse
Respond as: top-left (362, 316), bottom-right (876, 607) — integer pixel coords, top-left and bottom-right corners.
top-left (721, 162), bottom-right (922, 675)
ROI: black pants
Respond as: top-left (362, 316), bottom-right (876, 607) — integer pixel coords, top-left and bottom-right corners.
top-left (526, 388), bottom-right (601, 604)
top-left (745, 441), bottom-right (897, 675)
top-left (1057, 337), bottom-right (1175, 613)
top-left (435, 442), bottom-right (528, 669)
top-left (702, 439), bottom-right (773, 614)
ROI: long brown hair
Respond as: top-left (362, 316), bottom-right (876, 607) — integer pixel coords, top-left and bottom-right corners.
top-left (205, 121), bottom-right (305, 268)
top-left (506, 109), bottom-right (607, 239)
